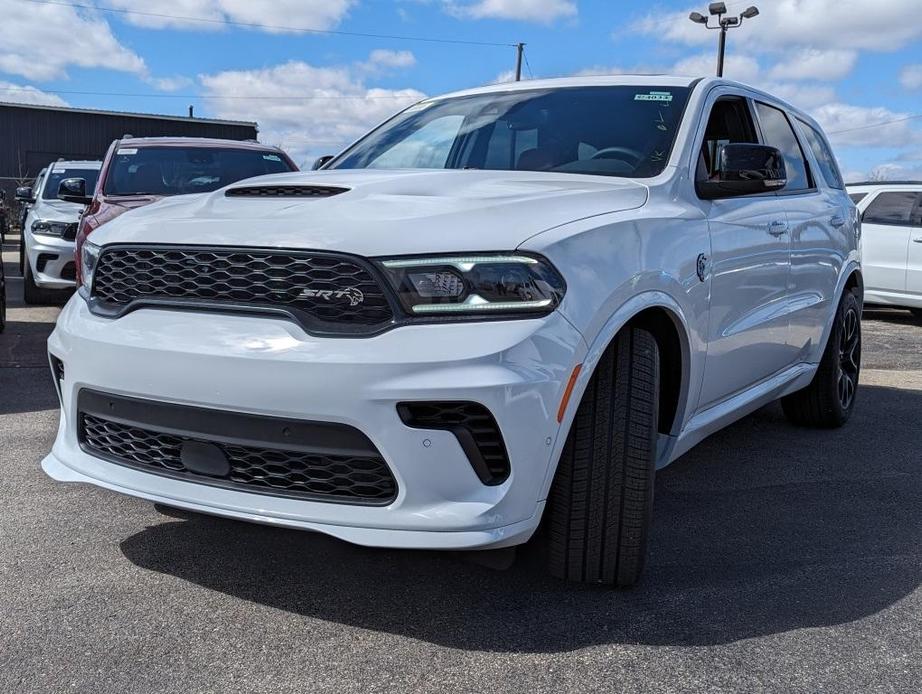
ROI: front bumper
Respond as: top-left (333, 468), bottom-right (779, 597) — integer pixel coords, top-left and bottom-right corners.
top-left (45, 298), bottom-right (586, 549)
top-left (26, 232), bottom-right (76, 288)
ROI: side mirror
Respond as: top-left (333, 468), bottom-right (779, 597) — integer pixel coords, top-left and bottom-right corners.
top-left (697, 143), bottom-right (787, 200)
top-left (312, 155), bottom-right (334, 171)
top-left (15, 186), bottom-right (35, 204)
top-left (58, 178), bottom-right (93, 206)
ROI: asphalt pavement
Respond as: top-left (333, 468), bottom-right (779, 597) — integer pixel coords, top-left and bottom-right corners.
top-left (1, 231), bottom-right (920, 693)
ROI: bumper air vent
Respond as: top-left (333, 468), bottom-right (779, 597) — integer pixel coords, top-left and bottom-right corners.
top-left (397, 402), bottom-right (510, 485)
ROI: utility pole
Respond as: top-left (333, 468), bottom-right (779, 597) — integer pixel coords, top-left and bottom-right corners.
top-left (515, 43), bottom-right (525, 81)
top-left (689, 3), bottom-right (760, 77)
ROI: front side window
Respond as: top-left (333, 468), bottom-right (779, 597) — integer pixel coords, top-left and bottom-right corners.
top-left (862, 191), bottom-right (921, 226)
top-left (43, 168), bottom-right (100, 200)
top-left (331, 86), bottom-right (692, 178)
top-left (697, 97), bottom-right (758, 181)
top-left (104, 147), bottom-right (295, 196)
top-left (798, 119), bottom-right (844, 189)
top-left (755, 102), bottom-right (811, 192)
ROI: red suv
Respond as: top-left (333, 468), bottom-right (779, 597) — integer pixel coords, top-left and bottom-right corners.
top-left (58, 137), bottom-right (298, 281)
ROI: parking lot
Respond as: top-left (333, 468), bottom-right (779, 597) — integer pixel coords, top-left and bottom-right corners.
top-left (1, 231), bottom-right (920, 693)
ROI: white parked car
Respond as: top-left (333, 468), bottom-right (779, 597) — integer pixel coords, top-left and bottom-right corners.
top-left (19, 160), bottom-right (102, 304)
top-left (847, 181), bottom-right (922, 318)
top-left (43, 76), bottom-right (862, 586)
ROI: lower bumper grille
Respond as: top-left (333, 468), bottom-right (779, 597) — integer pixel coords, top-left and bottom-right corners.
top-left (77, 390), bottom-right (397, 505)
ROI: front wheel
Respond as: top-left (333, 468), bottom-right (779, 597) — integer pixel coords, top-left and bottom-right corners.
top-left (782, 290), bottom-right (861, 428)
top-left (545, 327), bottom-right (660, 587)
top-left (911, 308), bottom-right (922, 323)
top-left (23, 261), bottom-right (56, 305)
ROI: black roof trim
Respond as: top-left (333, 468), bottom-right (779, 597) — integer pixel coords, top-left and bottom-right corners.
top-left (847, 180), bottom-right (922, 187)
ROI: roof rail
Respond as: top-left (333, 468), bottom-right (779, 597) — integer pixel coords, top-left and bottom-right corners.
top-left (848, 180), bottom-right (922, 186)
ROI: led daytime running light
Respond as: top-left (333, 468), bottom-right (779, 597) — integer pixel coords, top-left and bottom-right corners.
top-left (382, 255), bottom-right (538, 272)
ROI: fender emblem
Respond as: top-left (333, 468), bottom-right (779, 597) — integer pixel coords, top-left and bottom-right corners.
top-left (696, 254), bottom-right (710, 282)
top-left (298, 287), bottom-right (365, 306)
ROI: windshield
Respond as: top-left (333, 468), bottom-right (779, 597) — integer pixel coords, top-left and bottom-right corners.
top-left (331, 86), bottom-right (691, 178)
top-left (42, 168), bottom-right (100, 200)
top-left (104, 146), bottom-right (295, 196)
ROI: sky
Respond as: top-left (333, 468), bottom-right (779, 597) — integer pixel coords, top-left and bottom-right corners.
top-left (1, 0), bottom-right (921, 179)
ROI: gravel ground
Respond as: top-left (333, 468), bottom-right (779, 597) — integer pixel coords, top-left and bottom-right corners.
top-left (2, 232), bottom-right (920, 693)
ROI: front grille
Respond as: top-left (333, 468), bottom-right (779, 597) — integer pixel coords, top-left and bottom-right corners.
top-left (91, 246), bottom-right (393, 334)
top-left (80, 413), bottom-right (397, 504)
top-left (225, 185), bottom-right (348, 198)
top-left (397, 402), bottom-right (510, 485)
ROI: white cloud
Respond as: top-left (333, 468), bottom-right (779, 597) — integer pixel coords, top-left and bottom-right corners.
top-left (768, 49), bottom-right (858, 82)
top-left (812, 103), bottom-right (921, 148)
top-left (446, 0), bottom-right (576, 23)
top-left (361, 49), bottom-right (417, 72)
top-left (148, 75), bottom-right (194, 92)
top-left (199, 55), bottom-right (425, 167)
top-left (900, 64), bottom-right (922, 90)
top-left (673, 53), bottom-right (761, 83)
top-left (866, 162), bottom-right (922, 181)
top-left (0, 81), bottom-right (68, 107)
top-left (0, 1), bottom-right (145, 80)
top-left (106, 0), bottom-right (356, 32)
top-left (632, 1), bottom-right (922, 54)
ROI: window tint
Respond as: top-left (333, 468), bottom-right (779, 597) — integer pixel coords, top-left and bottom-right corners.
top-left (697, 98), bottom-right (758, 181)
top-left (755, 102), bottom-right (811, 191)
top-left (104, 147), bottom-right (294, 196)
top-left (332, 86), bottom-right (692, 178)
top-left (849, 192), bottom-right (867, 204)
top-left (862, 191), bottom-right (921, 226)
top-left (798, 120), bottom-right (844, 189)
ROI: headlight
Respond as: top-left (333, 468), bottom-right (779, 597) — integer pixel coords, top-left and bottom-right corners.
top-left (31, 220), bottom-right (70, 237)
top-left (378, 254), bottom-right (565, 316)
top-left (80, 241), bottom-right (101, 294)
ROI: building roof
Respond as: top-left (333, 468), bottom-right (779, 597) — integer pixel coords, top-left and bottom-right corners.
top-left (0, 100), bottom-right (256, 128)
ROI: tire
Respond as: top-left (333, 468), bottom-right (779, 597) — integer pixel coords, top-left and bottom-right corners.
top-left (546, 327), bottom-right (660, 587)
top-left (23, 261), bottom-right (55, 305)
top-left (0, 273), bottom-right (6, 334)
top-left (781, 290), bottom-right (861, 428)
top-left (911, 308), bottom-right (922, 323)
top-left (18, 238), bottom-right (24, 276)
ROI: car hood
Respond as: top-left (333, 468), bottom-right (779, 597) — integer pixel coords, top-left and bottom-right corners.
top-left (91, 169), bottom-right (648, 255)
top-left (32, 199), bottom-right (85, 222)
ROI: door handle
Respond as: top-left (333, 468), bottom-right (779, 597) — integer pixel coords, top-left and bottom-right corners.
top-left (767, 220), bottom-right (788, 236)
top-left (830, 215), bottom-right (846, 228)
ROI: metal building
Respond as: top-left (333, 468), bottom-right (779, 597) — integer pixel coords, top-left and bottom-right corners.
top-left (0, 101), bottom-right (258, 201)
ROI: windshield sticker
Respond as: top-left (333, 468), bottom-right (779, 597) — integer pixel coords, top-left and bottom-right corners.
top-left (117, 148), bottom-right (138, 155)
top-left (262, 154), bottom-right (281, 162)
top-left (634, 91), bottom-right (674, 103)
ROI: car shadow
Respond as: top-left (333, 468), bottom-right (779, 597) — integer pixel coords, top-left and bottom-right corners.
top-left (863, 306), bottom-right (920, 326)
top-left (119, 383), bottom-right (922, 652)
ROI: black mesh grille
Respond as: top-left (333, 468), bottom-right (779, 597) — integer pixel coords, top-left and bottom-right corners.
top-left (225, 185), bottom-right (348, 198)
top-left (80, 413), bottom-right (397, 503)
top-left (91, 246), bottom-right (393, 333)
top-left (397, 402), bottom-right (510, 485)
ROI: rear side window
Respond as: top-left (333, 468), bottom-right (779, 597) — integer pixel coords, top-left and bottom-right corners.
top-left (755, 102), bottom-right (811, 192)
top-left (862, 192), bottom-right (920, 226)
top-left (849, 192), bottom-right (868, 204)
top-left (797, 120), bottom-right (844, 189)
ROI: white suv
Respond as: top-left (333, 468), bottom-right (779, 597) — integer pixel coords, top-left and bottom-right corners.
top-left (847, 181), bottom-right (922, 318)
top-left (20, 160), bottom-right (102, 304)
top-left (43, 76), bottom-right (862, 586)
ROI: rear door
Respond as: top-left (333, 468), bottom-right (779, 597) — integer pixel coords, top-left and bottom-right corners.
top-left (906, 196), bottom-right (922, 299)
top-left (860, 191), bottom-right (917, 298)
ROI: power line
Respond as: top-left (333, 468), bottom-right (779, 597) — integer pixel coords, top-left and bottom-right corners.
top-left (0, 86), bottom-right (418, 100)
top-left (827, 113), bottom-right (922, 135)
top-left (21, 0), bottom-right (519, 48)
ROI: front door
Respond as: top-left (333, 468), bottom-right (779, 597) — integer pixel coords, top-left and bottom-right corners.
top-left (861, 191), bottom-right (918, 300)
top-left (695, 95), bottom-right (794, 409)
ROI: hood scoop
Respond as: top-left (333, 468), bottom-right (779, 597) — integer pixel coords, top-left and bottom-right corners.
top-left (225, 185), bottom-right (349, 198)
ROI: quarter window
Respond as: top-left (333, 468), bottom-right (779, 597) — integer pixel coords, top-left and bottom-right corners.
top-left (798, 119), bottom-right (844, 189)
top-left (755, 102), bottom-right (811, 192)
top-left (862, 192), bottom-right (921, 226)
top-left (849, 192), bottom-right (867, 204)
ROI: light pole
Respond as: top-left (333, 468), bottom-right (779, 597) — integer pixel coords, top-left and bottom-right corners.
top-left (689, 3), bottom-right (759, 77)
